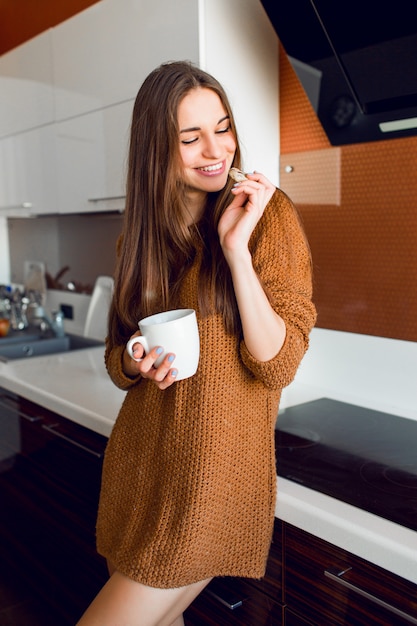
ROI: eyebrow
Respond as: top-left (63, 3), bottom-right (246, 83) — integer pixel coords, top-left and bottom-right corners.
top-left (179, 115), bottom-right (230, 134)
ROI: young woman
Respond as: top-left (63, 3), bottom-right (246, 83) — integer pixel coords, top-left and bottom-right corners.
top-left (77, 61), bottom-right (316, 626)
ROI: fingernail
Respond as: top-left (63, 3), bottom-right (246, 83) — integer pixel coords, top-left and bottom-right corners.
top-left (168, 354), bottom-right (175, 362)
top-left (156, 347), bottom-right (163, 354)
top-left (171, 369), bottom-right (178, 377)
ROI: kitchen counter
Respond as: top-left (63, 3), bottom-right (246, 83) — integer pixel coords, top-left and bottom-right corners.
top-left (0, 346), bottom-right (416, 585)
top-left (0, 346), bottom-right (124, 437)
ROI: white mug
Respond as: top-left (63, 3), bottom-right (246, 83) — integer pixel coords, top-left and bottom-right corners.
top-left (126, 308), bottom-right (200, 380)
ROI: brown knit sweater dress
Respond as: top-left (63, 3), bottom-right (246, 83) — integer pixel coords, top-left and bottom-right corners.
top-left (96, 189), bottom-right (316, 588)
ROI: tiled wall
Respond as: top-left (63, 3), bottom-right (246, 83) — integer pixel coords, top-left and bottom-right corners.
top-left (279, 45), bottom-right (417, 342)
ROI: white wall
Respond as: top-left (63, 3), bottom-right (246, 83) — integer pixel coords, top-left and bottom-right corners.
top-left (45, 289), bottom-right (91, 335)
top-left (200, 0), bottom-right (279, 185)
top-left (282, 328), bottom-right (417, 422)
top-left (0, 216), bottom-right (10, 283)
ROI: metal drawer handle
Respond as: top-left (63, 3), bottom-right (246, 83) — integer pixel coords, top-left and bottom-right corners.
top-left (0, 202), bottom-right (32, 209)
top-left (88, 195), bottom-right (126, 202)
top-left (41, 423), bottom-right (103, 459)
top-left (0, 395), bottom-right (42, 422)
top-left (19, 411), bottom-right (43, 423)
top-left (325, 566), bottom-right (417, 625)
top-left (206, 588), bottom-right (244, 610)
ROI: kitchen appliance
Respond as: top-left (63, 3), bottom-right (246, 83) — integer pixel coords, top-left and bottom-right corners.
top-left (23, 261), bottom-right (46, 302)
top-left (275, 398), bottom-right (417, 531)
top-left (83, 275), bottom-right (113, 341)
top-left (260, 0), bottom-right (417, 145)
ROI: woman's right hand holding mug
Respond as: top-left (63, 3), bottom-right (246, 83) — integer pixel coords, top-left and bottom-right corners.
top-left (123, 333), bottom-right (178, 389)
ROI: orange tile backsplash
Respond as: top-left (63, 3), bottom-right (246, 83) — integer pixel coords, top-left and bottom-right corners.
top-left (279, 45), bottom-right (417, 342)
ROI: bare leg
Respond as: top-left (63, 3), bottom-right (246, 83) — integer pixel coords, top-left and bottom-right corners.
top-left (76, 570), bottom-right (210, 626)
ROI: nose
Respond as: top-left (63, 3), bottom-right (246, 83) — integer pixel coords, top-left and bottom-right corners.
top-left (201, 133), bottom-right (222, 158)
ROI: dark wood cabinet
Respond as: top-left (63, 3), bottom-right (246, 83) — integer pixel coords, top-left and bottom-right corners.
top-left (1, 386), bottom-right (417, 625)
top-left (284, 610), bottom-right (313, 626)
top-left (0, 388), bottom-right (108, 624)
top-left (185, 576), bottom-right (284, 625)
top-left (284, 524), bottom-right (417, 625)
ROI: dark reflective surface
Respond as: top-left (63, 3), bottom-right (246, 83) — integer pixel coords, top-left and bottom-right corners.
top-left (0, 331), bottom-right (103, 361)
top-left (275, 398), bottom-right (417, 531)
top-left (261, 0), bottom-right (417, 145)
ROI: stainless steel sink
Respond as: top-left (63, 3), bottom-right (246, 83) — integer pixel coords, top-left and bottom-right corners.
top-left (0, 330), bottom-right (104, 361)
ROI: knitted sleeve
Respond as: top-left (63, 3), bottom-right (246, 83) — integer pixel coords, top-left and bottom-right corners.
top-left (239, 189), bottom-right (316, 390)
top-left (104, 338), bottom-right (142, 391)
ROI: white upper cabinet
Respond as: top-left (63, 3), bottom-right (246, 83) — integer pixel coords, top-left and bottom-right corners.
top-left (52, 0), bottom-right (200, 121)
top-left (56, 100), bottom-right (132, 213)
top-left (0, 125), bottom-right (58, 215)
top-left (0, 30), bottom-right (54, 138)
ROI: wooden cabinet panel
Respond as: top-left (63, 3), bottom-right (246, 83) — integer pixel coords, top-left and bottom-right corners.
top-left (285, 524), bottom-right (417, 626)
top-left (285, 609), bottom-right (314, 626)
top-left (0, 389), bottom-right (108, 624)
top-left (279, 148), bottom-right (341, 205)
top-left (185, 577), bottom-right (284, 625)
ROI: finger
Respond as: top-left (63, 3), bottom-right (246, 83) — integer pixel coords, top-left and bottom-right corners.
top-left (137, 346), bottom-right (164, 373)
top-left (231, 180), bottom-right (262, 196)
top-left (156, 367), bottom-right (179, 389)
top-left (152, 353), bottom-right (176, 382)
top-left (130, 342), bottom-right (145, 361)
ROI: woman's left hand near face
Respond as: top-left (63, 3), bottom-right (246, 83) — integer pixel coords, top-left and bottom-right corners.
top-left (123, 333), bottom-right (178, 389)
top-left (218, 172), bottom-right (275, 260)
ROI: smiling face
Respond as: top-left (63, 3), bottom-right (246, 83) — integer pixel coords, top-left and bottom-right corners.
top-left (178, 87), bottom-right (237, 217)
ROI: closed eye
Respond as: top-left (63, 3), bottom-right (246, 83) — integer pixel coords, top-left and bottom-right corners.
top-left (180, 115), bottom-right (231, 145)
top-left (181, 136), bottom-right (198, 145)
top-left (216, 125), bottom-right (231, 134)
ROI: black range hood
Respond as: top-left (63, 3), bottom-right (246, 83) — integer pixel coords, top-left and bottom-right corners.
top-left (261, 0), bottom-right (417, 145)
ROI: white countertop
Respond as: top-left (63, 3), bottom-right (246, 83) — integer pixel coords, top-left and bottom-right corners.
top-left (0, 346), bottom-right (416, 585)
top-left (277, 477), bottom-right (417, 585)
top-left (0, 346), bottom-right (124, 437)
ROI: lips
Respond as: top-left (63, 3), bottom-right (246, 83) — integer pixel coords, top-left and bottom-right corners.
top-left (196, 161), bottom-right (225, 176)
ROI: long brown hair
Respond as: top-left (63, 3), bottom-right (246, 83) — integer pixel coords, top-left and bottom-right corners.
top-left (109, 61), bottom-right (242, 345)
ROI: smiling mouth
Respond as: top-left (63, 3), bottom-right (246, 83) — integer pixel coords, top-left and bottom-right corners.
top-left (197, 162), bottom-right (224, 175)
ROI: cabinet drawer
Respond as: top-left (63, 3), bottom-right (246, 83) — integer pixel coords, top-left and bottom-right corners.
top-left (18, 394), bottom-right (107, 500)
top-left (249, 518), bottom-right (284, 602)
top-left (285, 524), bottom-right (417, 625)
top-left (185, 577), bottom-right (284, 625)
